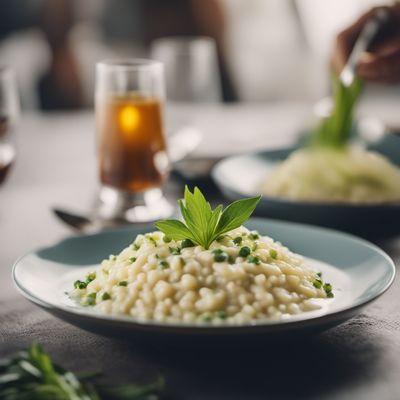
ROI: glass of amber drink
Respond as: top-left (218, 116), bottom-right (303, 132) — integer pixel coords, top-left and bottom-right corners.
top-left (95, 59), bottom-right (172, 222)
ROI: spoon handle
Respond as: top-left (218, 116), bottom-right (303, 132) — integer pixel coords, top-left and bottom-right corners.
top-left (340, 7), bottom-right (389, 87)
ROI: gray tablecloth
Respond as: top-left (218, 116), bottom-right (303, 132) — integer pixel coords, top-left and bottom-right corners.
top-left (1, 108), bottom-right (400, 400)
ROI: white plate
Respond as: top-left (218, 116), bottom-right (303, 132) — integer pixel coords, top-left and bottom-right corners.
top-left (13, 218), bottom-right (395, 341)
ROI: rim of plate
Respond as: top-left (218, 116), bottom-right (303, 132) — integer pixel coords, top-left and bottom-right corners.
top-left (211, 150), bottom-right (400, 208)
top-left (12, 218), bottom-right (396, 331)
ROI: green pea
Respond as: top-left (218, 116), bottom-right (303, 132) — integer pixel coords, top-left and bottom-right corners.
top-left (86, 272), bottom-right (96, 282)
top-left (102, 292), bottom-right (111, 301)
top-left (74, 280), bottom-right (87, 290)
top-left (158, 260), bottom-right (170, 270)
top-left (216, 311), bottom-right (227, 319)
top-left (239, 246), bottom-right (251, 257)
top-left (181, 239), bottom-right (195, 248)
top-left (247, 255), bottom-right (260, 265)
top-left (249, 231), bottom-right (260, 240)
top-left (323, 283), bottom-right (332, 292)
top-left (169, 247), bottom-right (181, 255)
top-left (212, 249), bottom-right (228, 262)
top-left (313, 279), bottom-right (322, 289)
top-left (233, 236), bottom-right (243, 245)
top-left (85, 292), bottom-right (97, 306)
top-left (269, 249), bottom-right (278, 259)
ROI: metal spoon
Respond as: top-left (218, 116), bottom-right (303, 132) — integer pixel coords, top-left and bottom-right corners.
top-left (52, 208), bottom-right (130, 233)
top-left (340, 7), bottom-right (389, 87)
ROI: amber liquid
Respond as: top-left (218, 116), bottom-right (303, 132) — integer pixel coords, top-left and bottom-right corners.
top-left (97, 96), bottom-right (168, 192)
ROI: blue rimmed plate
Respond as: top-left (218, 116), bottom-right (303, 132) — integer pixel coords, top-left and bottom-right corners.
top-left (12, 218), bottom-right (395, 342)
top-left (212, 147), bottom-right (400, 239)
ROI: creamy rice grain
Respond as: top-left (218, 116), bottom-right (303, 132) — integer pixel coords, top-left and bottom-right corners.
top-left (72, 226), bottom-right (333, 324)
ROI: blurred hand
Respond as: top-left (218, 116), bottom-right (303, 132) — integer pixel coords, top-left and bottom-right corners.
top-left (332, 3), bottom-right (400, 83)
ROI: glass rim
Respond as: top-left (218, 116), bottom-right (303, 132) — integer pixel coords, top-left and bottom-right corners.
top-left (152, 35), bottom-right (214, 46)
top-left (96, 58), bottom-right (163, 71)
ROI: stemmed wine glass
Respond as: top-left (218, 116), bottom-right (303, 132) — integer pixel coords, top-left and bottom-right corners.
top-left (0, 67), bottom-right (19, 185)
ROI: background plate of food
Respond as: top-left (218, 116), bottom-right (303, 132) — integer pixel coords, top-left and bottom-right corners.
top-left (212, 145), bottom-right (400, 239)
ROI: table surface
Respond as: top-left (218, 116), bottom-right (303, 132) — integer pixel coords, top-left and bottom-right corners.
top-left (1, 103), bottom-right (400, 400)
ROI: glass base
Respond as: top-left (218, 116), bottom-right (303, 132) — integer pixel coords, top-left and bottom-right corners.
top-left (95, 186), bottom-right (174, 223)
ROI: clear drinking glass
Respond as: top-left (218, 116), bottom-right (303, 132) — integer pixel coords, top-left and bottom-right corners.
top-left (150, 37), bottom-right (222, 103)
top-left (0, 67), bottom-right (19, 186)
top-left (95, 59), bottom-right (173, 222)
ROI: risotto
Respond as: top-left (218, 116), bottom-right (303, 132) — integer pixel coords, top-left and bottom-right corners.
top-left (71, 226), bottom-right (333, 324)
top-left (262, 147), bottom-right (400, 203)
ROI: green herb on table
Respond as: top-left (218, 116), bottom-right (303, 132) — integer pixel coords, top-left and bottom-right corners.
top-left (310, 75), bottom-right (363, 149)
top-left (156, 186), bottom-right (261, 250)
top-left (0, 343), bottom-right (164, 400)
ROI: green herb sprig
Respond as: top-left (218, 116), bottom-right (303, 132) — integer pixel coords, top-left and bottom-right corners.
top-left (156, 186), bottom-right (261, 250)
top-left (311, 75), bottom-right (363, 149)
top-left (0, 343), bottom-right (163, 400)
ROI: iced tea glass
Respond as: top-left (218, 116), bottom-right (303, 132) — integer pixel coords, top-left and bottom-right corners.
top-left (95, 59), bottom-right (172, 222)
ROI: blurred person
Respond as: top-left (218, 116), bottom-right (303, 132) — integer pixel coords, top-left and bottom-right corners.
top-left (0, 0), bottom-right (83, 109)
top-left (332, 2), bottom-right (400, 83)
top-left (98, 0), bottom-right (237, 102)
top-left (0, 0), bottom-right (236, 109)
